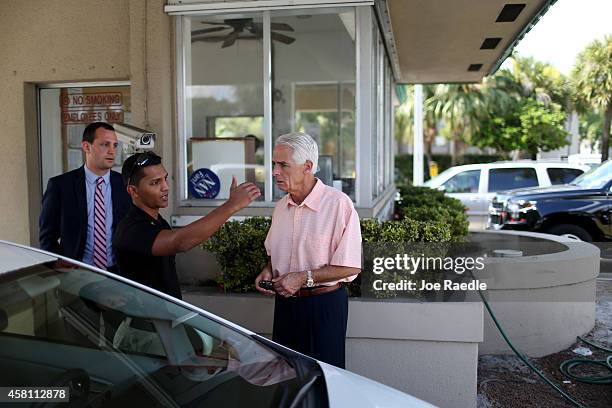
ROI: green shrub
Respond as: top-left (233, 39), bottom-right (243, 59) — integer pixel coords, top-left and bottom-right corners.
top-left (395, 185), bottom-right (469, 241)
top-left (202, 217), bottom-right (271, 293)
top-left (203, 214), bottom-right (454, 296)
top-left (348, 217), bottom-right (452, 297)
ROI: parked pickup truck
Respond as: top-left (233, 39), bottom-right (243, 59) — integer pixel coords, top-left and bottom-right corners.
top-left (488, 160), bottom-right (612, 242)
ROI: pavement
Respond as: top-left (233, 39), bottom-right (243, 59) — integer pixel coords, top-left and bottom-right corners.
top-left (477, 278), bottom-right (612, 407)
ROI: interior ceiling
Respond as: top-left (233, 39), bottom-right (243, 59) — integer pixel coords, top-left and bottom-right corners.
top-left (388, 0), bottom-right (551, 84)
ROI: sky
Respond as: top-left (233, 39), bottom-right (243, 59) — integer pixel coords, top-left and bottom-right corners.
top-left (508, 0), bottom-right (612, 74)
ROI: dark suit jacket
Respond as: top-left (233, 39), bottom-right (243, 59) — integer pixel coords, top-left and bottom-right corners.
top-left (39, 166), bottom-right (131, 261)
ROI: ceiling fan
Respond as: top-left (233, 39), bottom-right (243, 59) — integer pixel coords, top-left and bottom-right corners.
top-left (191, 18), bottom-right (295, 48)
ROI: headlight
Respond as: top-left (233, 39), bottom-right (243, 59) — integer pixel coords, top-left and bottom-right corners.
top-left (506, 200), bottom-right (537, 219)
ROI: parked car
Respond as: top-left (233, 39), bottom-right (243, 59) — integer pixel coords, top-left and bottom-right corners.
top-left (0, 240), bottom-right (433, 407)
top-left (487, 160), bottom-right (612, 242)
top-left (423, 161), bottom-right (589, 230)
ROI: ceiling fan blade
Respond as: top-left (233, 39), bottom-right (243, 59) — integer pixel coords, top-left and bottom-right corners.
top-left (271, 32), bottom-right (295, 45)
top-left (222, 31), bottom-right (240, 48)
top-left (249, 22), bottom-right (294, 32)
top-left (191, 27), bottom-right (228, 36)
top-left (270, 22), bottom-right (294, 32)
top-left (191, 36), bottom-right (226, 43)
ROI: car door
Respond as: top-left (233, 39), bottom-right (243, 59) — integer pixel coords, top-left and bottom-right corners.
top-left (439, 169), bottom-right (483, 229)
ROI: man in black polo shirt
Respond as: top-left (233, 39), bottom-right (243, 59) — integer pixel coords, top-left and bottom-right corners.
top-left (113, 152), bottom-right (260, 298)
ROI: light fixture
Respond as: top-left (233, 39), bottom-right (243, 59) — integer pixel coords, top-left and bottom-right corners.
top-left (496, 4), bottom-right (526, 22)
top-left (480, 37), bottom-right (502, 49)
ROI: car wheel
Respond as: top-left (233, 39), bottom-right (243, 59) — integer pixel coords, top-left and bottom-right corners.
top-left (546, 224), bottom-right (593, 242)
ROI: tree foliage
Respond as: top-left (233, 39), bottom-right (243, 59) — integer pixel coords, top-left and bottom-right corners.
top-left (571, 35), bottom-right (612, 160)
top-left (472, 99), bottom-right (569, 158)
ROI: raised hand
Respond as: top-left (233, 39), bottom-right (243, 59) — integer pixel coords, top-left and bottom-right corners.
top-left (227, 175), bottom-right (261, 211)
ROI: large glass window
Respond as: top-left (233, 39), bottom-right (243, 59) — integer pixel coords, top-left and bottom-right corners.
top-left (271, 9), bottom-right (356, 200)
top-left (178, 6), bottom-right (395, 210)
top-left (184, 14), bottom-right (265, 201)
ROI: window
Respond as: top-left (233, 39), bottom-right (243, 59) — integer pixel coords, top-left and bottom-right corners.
top-left (442, 170), bottom-right (480, 193)
top-left (488, 168), bottom-right (538, 192)
top-left (176, 6), bottom-right (395, 211)
top-left (547, 168), bottom-right (584, 185)
top-left (183, 14), bottom-right (265, 201)
top-left (272, 9), bottom-right (356, 200)
top-left (180, 9), bottom-right (358, 203)
top-left (0, 264), bottom-right (298, 406)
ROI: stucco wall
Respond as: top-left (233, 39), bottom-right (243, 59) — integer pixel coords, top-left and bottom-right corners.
top-left (0, 0), bottom-right (174, 245)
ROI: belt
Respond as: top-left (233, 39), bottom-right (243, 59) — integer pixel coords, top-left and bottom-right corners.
top-left (294, 283), bottom-right (341, 297)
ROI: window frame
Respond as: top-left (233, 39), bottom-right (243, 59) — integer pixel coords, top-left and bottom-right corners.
top-left (174, 5), bottom-right (396, 212)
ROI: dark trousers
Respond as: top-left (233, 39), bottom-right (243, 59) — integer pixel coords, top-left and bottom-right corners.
top-left (272, 287), bottom-right (348, 369)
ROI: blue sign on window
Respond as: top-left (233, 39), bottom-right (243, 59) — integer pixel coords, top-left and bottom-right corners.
top-left (188, 168), bottom-right (221, 199)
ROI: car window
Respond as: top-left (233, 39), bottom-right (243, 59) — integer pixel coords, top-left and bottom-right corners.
top-left (572, 160), bottom-right (612, 189)
top-left (441, 170), bottom-right (480, 193)
top-left (547, 168), bottom-right (584, 185)
top-left (0, 264), bottom-right (298, 407)
top-left (488, 168), bottom-right (538, 192)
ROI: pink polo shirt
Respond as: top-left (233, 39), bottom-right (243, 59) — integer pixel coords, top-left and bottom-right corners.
top-left (264, 179), bottom-right (362, 285)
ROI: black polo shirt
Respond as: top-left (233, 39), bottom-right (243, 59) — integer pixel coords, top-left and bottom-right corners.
top-left (112, 205), bottom-right (181, 299)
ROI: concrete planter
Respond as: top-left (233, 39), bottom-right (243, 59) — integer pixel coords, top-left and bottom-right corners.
top-left (470, 230), bottom-right (598, 357)
top-left (183, 289), bottom-right (483, 408)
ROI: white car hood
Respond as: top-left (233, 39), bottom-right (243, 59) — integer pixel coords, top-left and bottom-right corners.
top-left (318, 362), bottom-right (436, 408)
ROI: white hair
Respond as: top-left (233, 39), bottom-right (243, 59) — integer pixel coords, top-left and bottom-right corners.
top-left (275, 132), bottom-right (319, 173)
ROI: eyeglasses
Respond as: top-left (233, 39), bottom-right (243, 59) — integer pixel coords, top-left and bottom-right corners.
top-left (127, 152), bottom-right (160, 185)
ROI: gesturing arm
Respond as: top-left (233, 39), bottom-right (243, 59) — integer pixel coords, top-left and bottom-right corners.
top-left (151, 177), bottom-right (261, 256)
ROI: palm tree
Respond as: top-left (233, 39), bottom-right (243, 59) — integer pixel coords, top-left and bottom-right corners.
top-left (572, 35), bottom-right (612, 160)
top-left (430, 84), bottom-right (487, 165)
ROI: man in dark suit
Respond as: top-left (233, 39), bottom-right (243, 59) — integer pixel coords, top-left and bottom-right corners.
top-left (39, 122), bottom-right (131, 271)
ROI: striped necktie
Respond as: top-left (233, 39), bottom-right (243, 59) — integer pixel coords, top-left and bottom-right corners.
top-left (93, 177), bottom-right (107, 270)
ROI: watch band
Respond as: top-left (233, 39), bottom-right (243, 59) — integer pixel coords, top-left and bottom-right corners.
top-left (306, 270), bottom-right (315, 287)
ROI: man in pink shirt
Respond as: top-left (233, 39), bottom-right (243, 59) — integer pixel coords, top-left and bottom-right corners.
top-left (255, 132), bottom-right (361, 368)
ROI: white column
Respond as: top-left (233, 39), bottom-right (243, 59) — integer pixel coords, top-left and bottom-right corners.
top-left (413, 84), bottom-right (424, 186)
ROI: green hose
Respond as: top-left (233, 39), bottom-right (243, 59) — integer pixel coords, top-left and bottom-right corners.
top-left (559, 336), bottom-right (612, 385)
top-left (478, 289), bottom-right (588, 408)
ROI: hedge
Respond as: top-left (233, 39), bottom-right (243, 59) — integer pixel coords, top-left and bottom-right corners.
top-left (203, 214), bottom-right (455, 295)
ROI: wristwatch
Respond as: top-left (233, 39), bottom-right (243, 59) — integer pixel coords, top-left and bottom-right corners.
top-left (306, 270), bottom-right (315, 288)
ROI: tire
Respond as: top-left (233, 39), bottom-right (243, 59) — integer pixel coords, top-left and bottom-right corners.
top-left (546, 224), bottom-right (593, 242)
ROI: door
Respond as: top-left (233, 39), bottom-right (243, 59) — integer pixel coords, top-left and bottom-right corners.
top-left (39, 83), bottom-right (132, 194)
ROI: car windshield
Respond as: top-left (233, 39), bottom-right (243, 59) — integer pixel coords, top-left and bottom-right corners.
top-left (0, 258), bottom-right (301, 407)
top-left (570, 160), bottom-right (612, 189)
